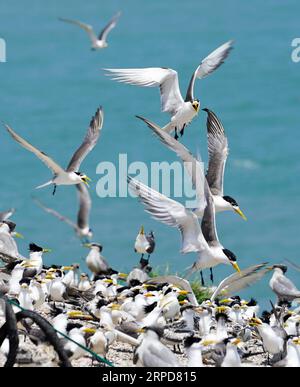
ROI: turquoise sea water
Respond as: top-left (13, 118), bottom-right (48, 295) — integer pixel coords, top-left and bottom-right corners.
top-left (1, 0), bottom-right (300, 308)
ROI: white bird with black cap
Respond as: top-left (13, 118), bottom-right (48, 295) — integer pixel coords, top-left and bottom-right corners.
top-left (3, 106), bottom-right (103, 195)
top-left (59, 12), bottom-right (121, 50)
top-left (105, 41), bottom-right (233, 139)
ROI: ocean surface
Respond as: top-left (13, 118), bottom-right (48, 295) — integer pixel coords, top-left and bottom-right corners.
top-left (1, 0), bottom-right (300, 309)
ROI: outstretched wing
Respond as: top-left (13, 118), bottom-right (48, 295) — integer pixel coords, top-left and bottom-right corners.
top-left (136, 116), bottom-right (207, 213)
top-left (210, 263), bottom-right (269, 301)
top-left (4, 124), bottom-right (65, 175)
top-left (76, 183), bottom-right (91, 230)
top-left (128, 176), bottom-right (207, 254)
top-left (99, 12), bottom-right (121, 42)
top-left (67, 106), bottom-right (103, 172)
top-left (204, 108), bottom-right (229, 196)
top-left (33, 197), bottom-right (77, 231)
top-left (59, 17), bottom-right (98, 45)
top-left (185, 41), bottom-right (233, 101)
top-left (105, 68), bottom-right (184, 116)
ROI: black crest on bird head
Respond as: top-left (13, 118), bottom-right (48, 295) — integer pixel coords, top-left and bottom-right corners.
top-left (91, 243), bottom-right (103, 252)
top-left (215, 312), bottom-right (229, 322)
top-left (223, 196), bottom-right (238, 207)
top-left (145, 326), bottom-right (164, 338)
top-left (273, 264), bottom-right (288, 274)
top-left (3, 220), bottom-right (16, 232)
top-left (184, 335), bottom-right (199, 348)
top-left (29, 243), bottom-right (43, 252)
top-left (222, 249), bottom-right (237, 262)
top-left (247, 298), bottom-right (257, 307)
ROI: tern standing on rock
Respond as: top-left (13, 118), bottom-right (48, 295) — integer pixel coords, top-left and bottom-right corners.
top-left (105, 41), bottom-right (233, 139)
top-left (3, 106), bottom-right (103, 195)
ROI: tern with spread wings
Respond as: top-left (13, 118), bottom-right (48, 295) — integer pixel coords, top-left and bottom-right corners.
top-left (128, 176), bottom-right (240, 284)
top-left (4, 106), bottom-right (103, 195)
top-left (105, 41), bottom-right (233, 139)
top-left (59, 12), bottom-right (121, 50)
top-left (33, 183), bottom-right (93, 241)
top-left (136, 114), bottom-right (246, 220)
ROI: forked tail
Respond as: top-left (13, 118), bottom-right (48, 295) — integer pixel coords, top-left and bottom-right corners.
top-left (35, 180), bottom-right (52, 189)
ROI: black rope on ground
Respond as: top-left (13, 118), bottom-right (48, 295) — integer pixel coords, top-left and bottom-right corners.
top-left (14, 310), bottom-right (72, 367)
top-left (0, 295), bottom-right (19, 367)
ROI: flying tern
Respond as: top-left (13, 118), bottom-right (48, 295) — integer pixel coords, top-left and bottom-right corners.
top-left (59, 12), bottom-right (121, 50)
top-left (136, 114), bottom-right (246, 220)
top-left (33, 183), bottom-right (93, 241)
top-left (105, 41), bottom-right (233, 139)
top-left (4, 106), bottom-right (103, 195)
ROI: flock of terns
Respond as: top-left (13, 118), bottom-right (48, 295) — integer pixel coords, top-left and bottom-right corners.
top-left (0, 10), bottom-right (300, 368)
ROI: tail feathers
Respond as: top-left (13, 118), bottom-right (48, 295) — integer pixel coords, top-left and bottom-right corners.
top-left (161, 122), bottom-right (174, 133)
top-left (184, 262), bottom-right (198, 279)
top-left (35, 180), bottom-right (53, 189)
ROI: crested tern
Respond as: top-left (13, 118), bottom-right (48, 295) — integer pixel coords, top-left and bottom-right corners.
top-left (33, 183), bottom-right (93, 241)
top-left (84, 243), bottom-right (117, 277)
top-left (136, 115), bottom-right (247, 220)
top-left (105, 41), bottom-right (233, 139)
top-left (269, 265), bottom-right (300, 303)
top-left (204, 108), bottom-right (247, 219)
top-left (134, 226), bottom-right (155, 259)
top-left (59, 12), bottom-right (121, 50)
top-left (128, 177), bottom-right (240, 282)
top-left (134, 326), bottom-right (179, 367)
top-left (4, 106), bottom-right (103, 195)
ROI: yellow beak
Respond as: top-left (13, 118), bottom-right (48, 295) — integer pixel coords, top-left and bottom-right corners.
top-left (118, 272), bottom-right (128, 279)
top-left (42, 248), bottom-right (52, 253)
top-left (139, 225), bottom-right (145, 235)
top-left (82, 327), bottom-right (97, 334)
top-left (14, 232), bottom-right (24, 239)
top-left (234, 207), bottom-right (247, 221)
top-left (178, 290), bottom-right (189, 296)
top-left (83, 243), bottom-right (92, 249)
top-left (62, 266), bottom-right (73, 271)
top-left (231, 262), bottom-right (241, 273)
top-left (232, 338), bottom-right (242, 346)
top-left (136, 328), bottom-right (146, 334)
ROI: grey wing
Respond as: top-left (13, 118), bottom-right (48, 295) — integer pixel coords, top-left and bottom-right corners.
top-left (144, 343), bottom-right (179, 367)
top-left (99, 12), bottom-right (121, 42)
top-left (67, 106), bottom-right (103, 172)
top-left (272, 276), bottom-right (300, 297)
top-left (204, 109), bottom-right (228, 196)
top-left (4, 124), bottom-right (65, 175)
top-left (201, 181), bottom-right (219, 245)
top-left (136, 116), bottom-right (206, 212)
top-left (76, 183), bottom-right (91, 230)
top-left (59, 18), bottom-right (98, 45)
top-left (185, 40), bottom-right (233, 101)
top-left (128, 176), bottom-right (207, 254)
top-left (104, 68), bottom-right (184, 116)
top-left (0, 208), bottom-right (15, 222)
top-left (210, 263), bottom-right (269, 301)
top-left (33, 197), bottom-right (78, 231)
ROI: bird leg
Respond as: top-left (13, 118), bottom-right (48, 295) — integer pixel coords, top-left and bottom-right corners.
top-left (180, 124), bottom-right (186, 137)
top-left (210, 268), bottom-right (214, 283)
top-left (174, 128), bottom-right (179, 140)
top-left (52, 184), bottom-right (57, 196)
top-left (200, 271), bottom-right (205, 287)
